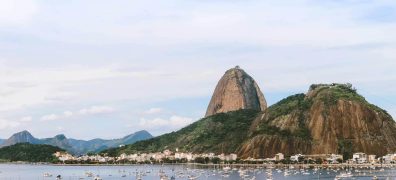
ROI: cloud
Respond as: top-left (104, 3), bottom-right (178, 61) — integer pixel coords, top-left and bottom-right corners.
top-left (27, 0), bottom-right (396, 47)
top-left (40, 114), bottom-right (59, 121)
top-left (0, 0), bottom-right (38, 26)
top-left (139, 115), bottom-right (193, 133)
top-left (38, 105), bottom-right (115, 122)
top-left (20, 116), bottom-right (32, 122)
top-left (79, 106), bottom-right (115, 115)
top-left (0, 62), bottom-right (219, 115)
top-left (0, 119), bottom-right (21, 130)
top-left (143, 108), bottom-right (163, 115)
top-left (0, 0), bottom-right (395, 139)
top-left (63, 111), bottom-right (73, 117)
top-left (0, 64), bottom-right (136, 111)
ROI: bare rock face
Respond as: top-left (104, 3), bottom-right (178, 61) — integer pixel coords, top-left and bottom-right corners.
top-left (205, 66), bottom-right (267, 117)
top-left (238, 84), bottom-right (396, 158)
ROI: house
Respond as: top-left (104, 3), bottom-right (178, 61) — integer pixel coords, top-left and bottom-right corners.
top-left (54, 152), bottom-right (75, 162)
top-left (119, 153), bottom-right (128, 160)
top-left (368, 155), bottom-right (377, 163)
top-left (352, 152), bottom-right (367, 164)
top-left (175, 152), bottom-right (194, 161)
top-left (274, 153), bottom-right (284, 161)
top-left (290, 154), bottom-right (304, 162)
top-left (163, 149), bottom-right (172, 156)
top-left (226, 154), bottom-right (238, 161)
top-left (326, 154), bottom-right (343, 164)
top-left (381, 154), bottom-right (396, 163)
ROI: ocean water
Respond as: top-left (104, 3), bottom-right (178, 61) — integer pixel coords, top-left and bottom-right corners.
top-left (0, 164), bottom-right (395, 180)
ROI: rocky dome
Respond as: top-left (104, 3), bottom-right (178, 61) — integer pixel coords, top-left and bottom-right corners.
top-left (238, 83), bottom-right (396, 158)
top-left (205, 66), bottom-right (267, 117)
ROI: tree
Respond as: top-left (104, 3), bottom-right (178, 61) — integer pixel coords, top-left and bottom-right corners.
top-left (194, 157), bottom-right (206, 164)
top-left (298, 156), bottom-right (304, 163)
top-left (338, 139), bottom-right (353, 160)
top-left (211, 157), bottom-right (221, 164)
top-left (315, 158), bottom-right (323, 164)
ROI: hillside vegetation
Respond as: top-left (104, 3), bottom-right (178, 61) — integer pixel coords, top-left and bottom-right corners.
top-left (0, 143), bottom-right (63, 162)
top-left (104, 83), bottom-right (396, 159)
top-left (103, 109), bottom-right (260, 156)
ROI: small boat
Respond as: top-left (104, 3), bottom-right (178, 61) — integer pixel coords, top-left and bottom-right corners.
top-left (335, 172), bottom-right (353, 179)
top-left (56, 175), bottom-right (62, 180)
top-left (43, 173), bottom-right (52, 177)
top-left (93, 175), bottom-right (102, 180)
top-left (223, 166), bottom-right (231, 171)
top-left (85, 172), bottom-right (94, 177)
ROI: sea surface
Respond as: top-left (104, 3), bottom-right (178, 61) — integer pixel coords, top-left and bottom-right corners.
top-left (0, 164), bottom-right (395, 180)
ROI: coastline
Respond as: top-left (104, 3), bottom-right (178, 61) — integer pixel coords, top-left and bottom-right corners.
top-left (1, 162), bottom-right (395, 168)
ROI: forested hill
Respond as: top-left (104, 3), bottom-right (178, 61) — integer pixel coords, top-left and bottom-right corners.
top-left (0, 143), bottom-right (64, 162)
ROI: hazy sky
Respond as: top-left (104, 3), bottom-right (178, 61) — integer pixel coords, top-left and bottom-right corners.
top-left (0, 0), bottom-right (395, 139)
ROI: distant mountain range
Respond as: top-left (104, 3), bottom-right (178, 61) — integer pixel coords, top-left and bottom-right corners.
top-left (0, 130), bottom-right (153, 155)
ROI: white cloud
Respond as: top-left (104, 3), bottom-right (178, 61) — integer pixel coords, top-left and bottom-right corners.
top-left (0, 119), bottom-right (21, 130)
top-left (79, 106), bottom-right (115, 115)
top-left (20, 116), bottom-right (32, 122)
top-left (139, 115), bottom-right (193, 132)
top-left (31, 0), bottom-right (396, 48)
top-left (0, 64), bottom-right (138, 111)
top-left (38, 105), bottom-right (115, 122)
top-left (0, 0), bottom-right (395, 139)
top-left (40, 114), bottom-right (59, 121)
top-left (143, 108), bottom-right (163, 115)
top-left (63, 111), bottom-right (73, 117)
top-left (0, 0), bottom-right (38, 26)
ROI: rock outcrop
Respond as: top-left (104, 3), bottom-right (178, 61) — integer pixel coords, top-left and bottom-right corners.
top-left (205, 66), bottom-right (267, 117)
top-left (239, 83), bottom-right (396, 158)
top-left (0, 130), bottom-right (39, 147)
top-left (103, 78), bottom-right (396, 160)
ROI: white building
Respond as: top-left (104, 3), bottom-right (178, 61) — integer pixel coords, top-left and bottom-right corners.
top-left (326, 154), bottom-right (343, 164)
top-left (368, 155), bottom-right (377, 163)
top-left (225, 154), bottom-right (238, 161)
top-left (163, 149), bottom-right (172, 156)
top-left (381, 154), bottom-right (396, 163)
top-left (290, 154), bottom-right (304, 162)
top-left (352, 152), bottom-right (367, 164)
top-left (54, 152), bottom-right (75, 161)
top-left (274, 153), bottom-right (284, 161)
top-left (175, 152), bottom-right (194, 161)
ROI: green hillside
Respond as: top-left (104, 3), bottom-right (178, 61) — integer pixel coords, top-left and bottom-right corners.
top-left (103, 83), bottom-right (396, 158)
top-left (103, 109), bottom-right (260, 156)
top-left (0, 143), bottom-right (64, 162)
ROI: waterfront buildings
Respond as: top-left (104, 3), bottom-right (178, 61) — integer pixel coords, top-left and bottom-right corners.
top-left (290, 154), bottom-right (303, 162)
top-left (326, 154), bottom-right (343, 164)
top-left (54, 150), bottom-right (396, 165)
top-left (352, 152), bottom-right (367, 164)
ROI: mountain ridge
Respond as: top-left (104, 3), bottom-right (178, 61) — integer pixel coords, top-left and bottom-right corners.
top-left (102, 67), bottom-right (396, 160)
top-left (0, 130), bottom-right (153, 155)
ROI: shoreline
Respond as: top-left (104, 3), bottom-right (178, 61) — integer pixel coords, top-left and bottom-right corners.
top-left (1, 162), bottom-right (395, 168)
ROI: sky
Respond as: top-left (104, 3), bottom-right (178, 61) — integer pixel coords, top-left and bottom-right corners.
top-left (0, 0), bottom-right (395, 140)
